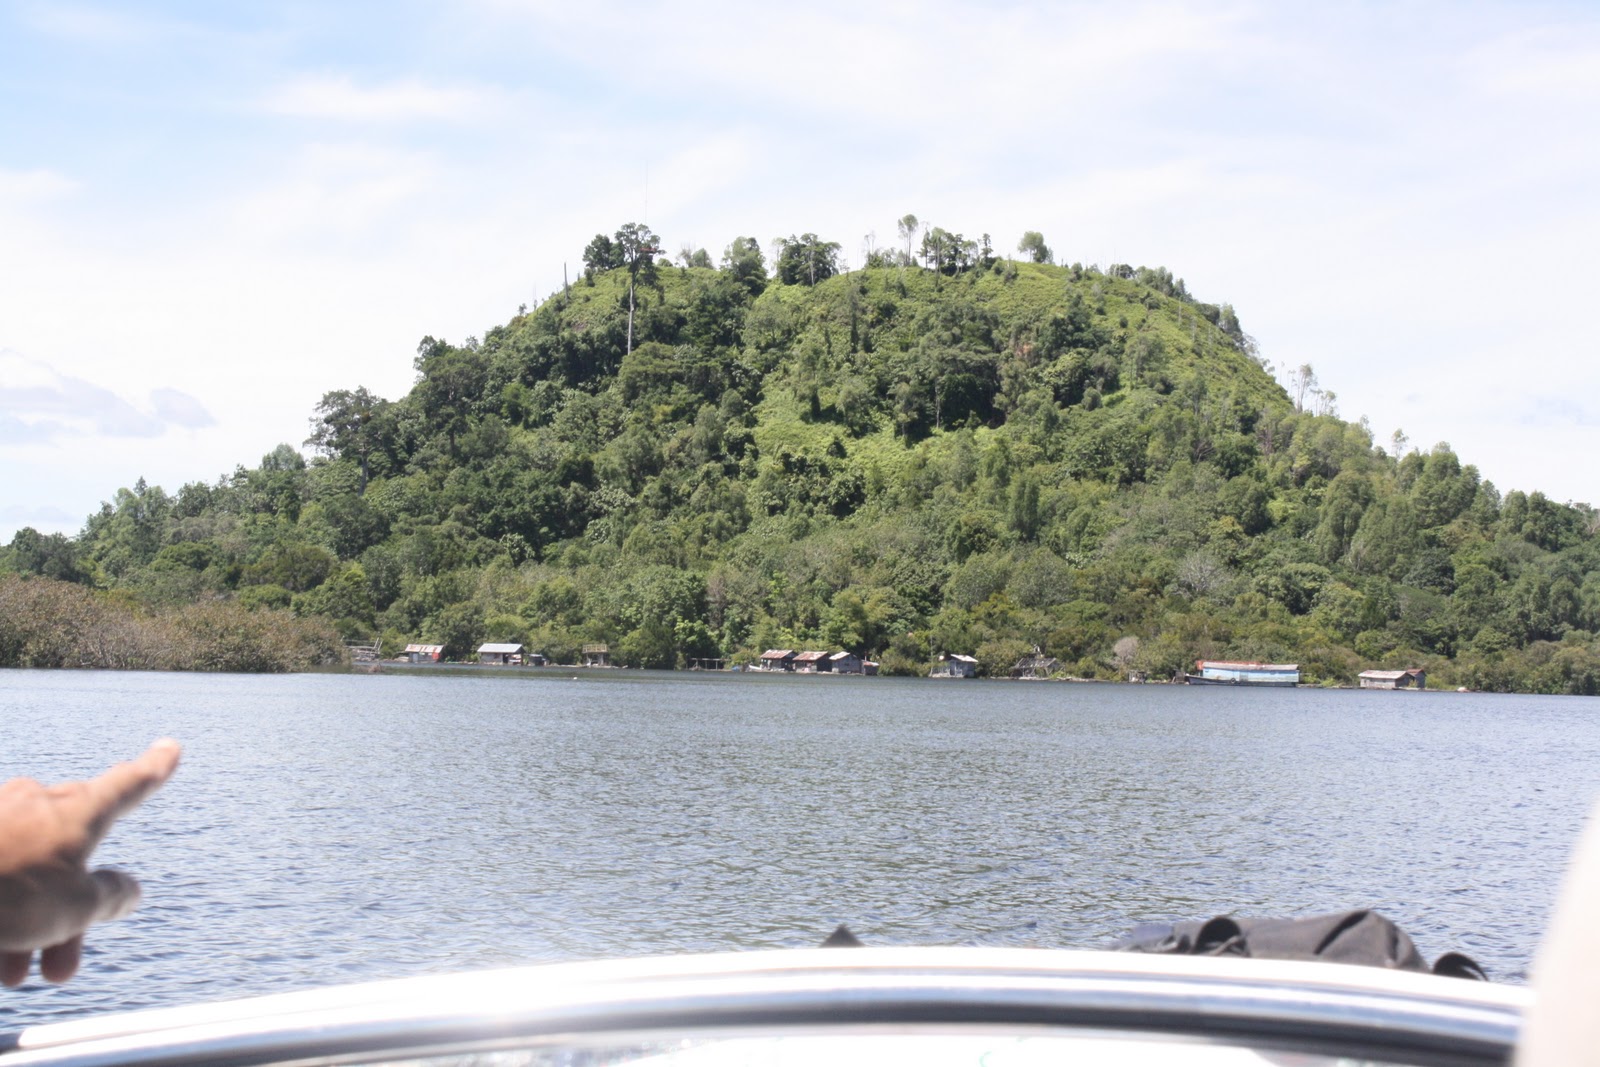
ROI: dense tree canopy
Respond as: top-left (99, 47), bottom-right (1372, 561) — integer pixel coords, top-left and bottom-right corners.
top-left (6, 220), bottom-right (1600, 693)
top-left (774, 233), bottom-right (841, 286)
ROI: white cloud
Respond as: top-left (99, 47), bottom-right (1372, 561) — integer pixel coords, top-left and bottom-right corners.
top-left (0, 351), bottom-right (214, 444)
top-left (17, 3), bottom-right (161, 45)
top-left (1465, 23), bottom-right (1600, 98)
top-left (0, 502), bottom-right (80, 528)
top-left (0, 167), bottom-right (79, 203)
top-left (474, 0), bottom-right (1243, 141)
top-left (225, 143), bottom-right (441, 243)
top-left (261, 76), bottom-right (497, 123)
top-left (150, 388), bottom-right (217, 429)
top-left (15, 2), bottom-right (240, 56)
top-left (0, 414), bottom-right (67, 446)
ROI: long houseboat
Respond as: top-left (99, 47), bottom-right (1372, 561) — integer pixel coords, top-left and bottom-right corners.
top-left (1184, 660), bottom-right (1300, 686)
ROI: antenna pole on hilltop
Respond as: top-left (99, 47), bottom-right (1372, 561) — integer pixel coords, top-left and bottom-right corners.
top-left (563, 262), bottom-right (570, 306)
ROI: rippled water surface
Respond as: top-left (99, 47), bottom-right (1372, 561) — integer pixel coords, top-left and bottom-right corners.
top-left (2, 668), bottom-right (1598, 1026)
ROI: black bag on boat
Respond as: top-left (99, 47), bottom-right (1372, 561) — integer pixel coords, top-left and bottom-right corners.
top-left (1115, 909), bottom-right (1486, 980)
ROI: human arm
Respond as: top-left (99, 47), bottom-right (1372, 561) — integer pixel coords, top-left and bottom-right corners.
top-left (0, 739), bottom-right (181, 986)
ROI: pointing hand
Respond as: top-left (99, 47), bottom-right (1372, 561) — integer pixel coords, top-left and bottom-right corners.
top-left (0, 739), bottom-right (181, 986)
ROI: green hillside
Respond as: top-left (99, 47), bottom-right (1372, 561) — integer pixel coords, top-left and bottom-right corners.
top-left (6, 225), bottom-right (1600, 692)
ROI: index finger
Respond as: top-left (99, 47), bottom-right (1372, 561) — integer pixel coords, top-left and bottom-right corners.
top-left (83, 739), bottom-right (182, 832)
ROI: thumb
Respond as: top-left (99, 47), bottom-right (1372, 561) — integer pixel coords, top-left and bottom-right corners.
top-left (27, 873), bottom-right (141, 986)
top-left (86, 868), bottom-right (143, 925)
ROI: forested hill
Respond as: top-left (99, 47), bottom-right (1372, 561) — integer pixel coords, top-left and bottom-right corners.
top-left (6, 224), bottom-right (1600, 692)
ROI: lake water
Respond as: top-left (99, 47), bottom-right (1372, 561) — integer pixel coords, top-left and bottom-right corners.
top-left (1, 667), bottom-right (1597, 1027)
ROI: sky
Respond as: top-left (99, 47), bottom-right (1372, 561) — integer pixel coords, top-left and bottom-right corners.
top-left (2, 0), bottom-right (1597, 540)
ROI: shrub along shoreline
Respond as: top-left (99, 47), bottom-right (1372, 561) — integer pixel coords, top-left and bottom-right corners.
top-left (0, 574), bottom-right (345, 672)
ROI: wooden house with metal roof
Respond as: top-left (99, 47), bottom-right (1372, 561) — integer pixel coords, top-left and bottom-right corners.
top-left (829, 651), bottom-right (863, 674)
top-left (793, 651), bottom-right (831, 673)
top-left (759, 649), bottom-right (797, 671)
top-left (1358, 668), bottom-right (1426, 690)
top-left (930, 653), bottom-right (978, 679)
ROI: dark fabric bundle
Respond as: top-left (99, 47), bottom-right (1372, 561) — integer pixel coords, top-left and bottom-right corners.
top-left (1116, 909), bottom-right (1486, 980)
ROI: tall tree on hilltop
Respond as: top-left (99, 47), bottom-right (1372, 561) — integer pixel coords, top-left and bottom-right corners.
top-left (615, 222), bottom-right (661, 355)
top-left (919, 227), bottom-right (979, 275)
top-left (1288, 363), bottom-right (1317, 412)
top-left (721, 236), bottom-right (767, 296)
top-left (306, 387), bottom-right (390, 495)
top-left (413, 337), bottom-right (487, 460)
top-left (921, 226), bottom-right (949, 273)
top-left (775, 233), bottom-right (841, 286)
top-left (582, 233), bottom-right (623, 280)
top-left (897, 214), bottom-right (919, 284)
top-left (1018, 231), bottom-right (1053, 264)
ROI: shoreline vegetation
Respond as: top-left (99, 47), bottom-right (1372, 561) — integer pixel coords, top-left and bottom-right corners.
top-left (5, 220), bottom-right (1600, 694)
top-left (0, 573), bottom-right (343, 673)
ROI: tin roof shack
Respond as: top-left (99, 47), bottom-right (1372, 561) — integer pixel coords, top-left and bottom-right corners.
top-left (760, 649), bottom-right (797, 672)
top-left (1359, 668), bottom-right (1426, 690)
top-left (793, 651), bottom-right (831, 673)
top-left (1011, 650), bottom-right (1060, 679)
top-left (404, 643), bottom-right (443, 663)
top-left (478, 643), bottom-right (524, 665)
top-left (829, 651), bottom-right (863, 675)
top-left (930, 653), bottom-right (978, 679)
top-left (582, 644), bottom-right (610, 667)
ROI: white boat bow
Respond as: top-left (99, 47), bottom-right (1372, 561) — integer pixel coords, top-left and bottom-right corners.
top-left (0, 947), bottom-right (1529, 1067)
